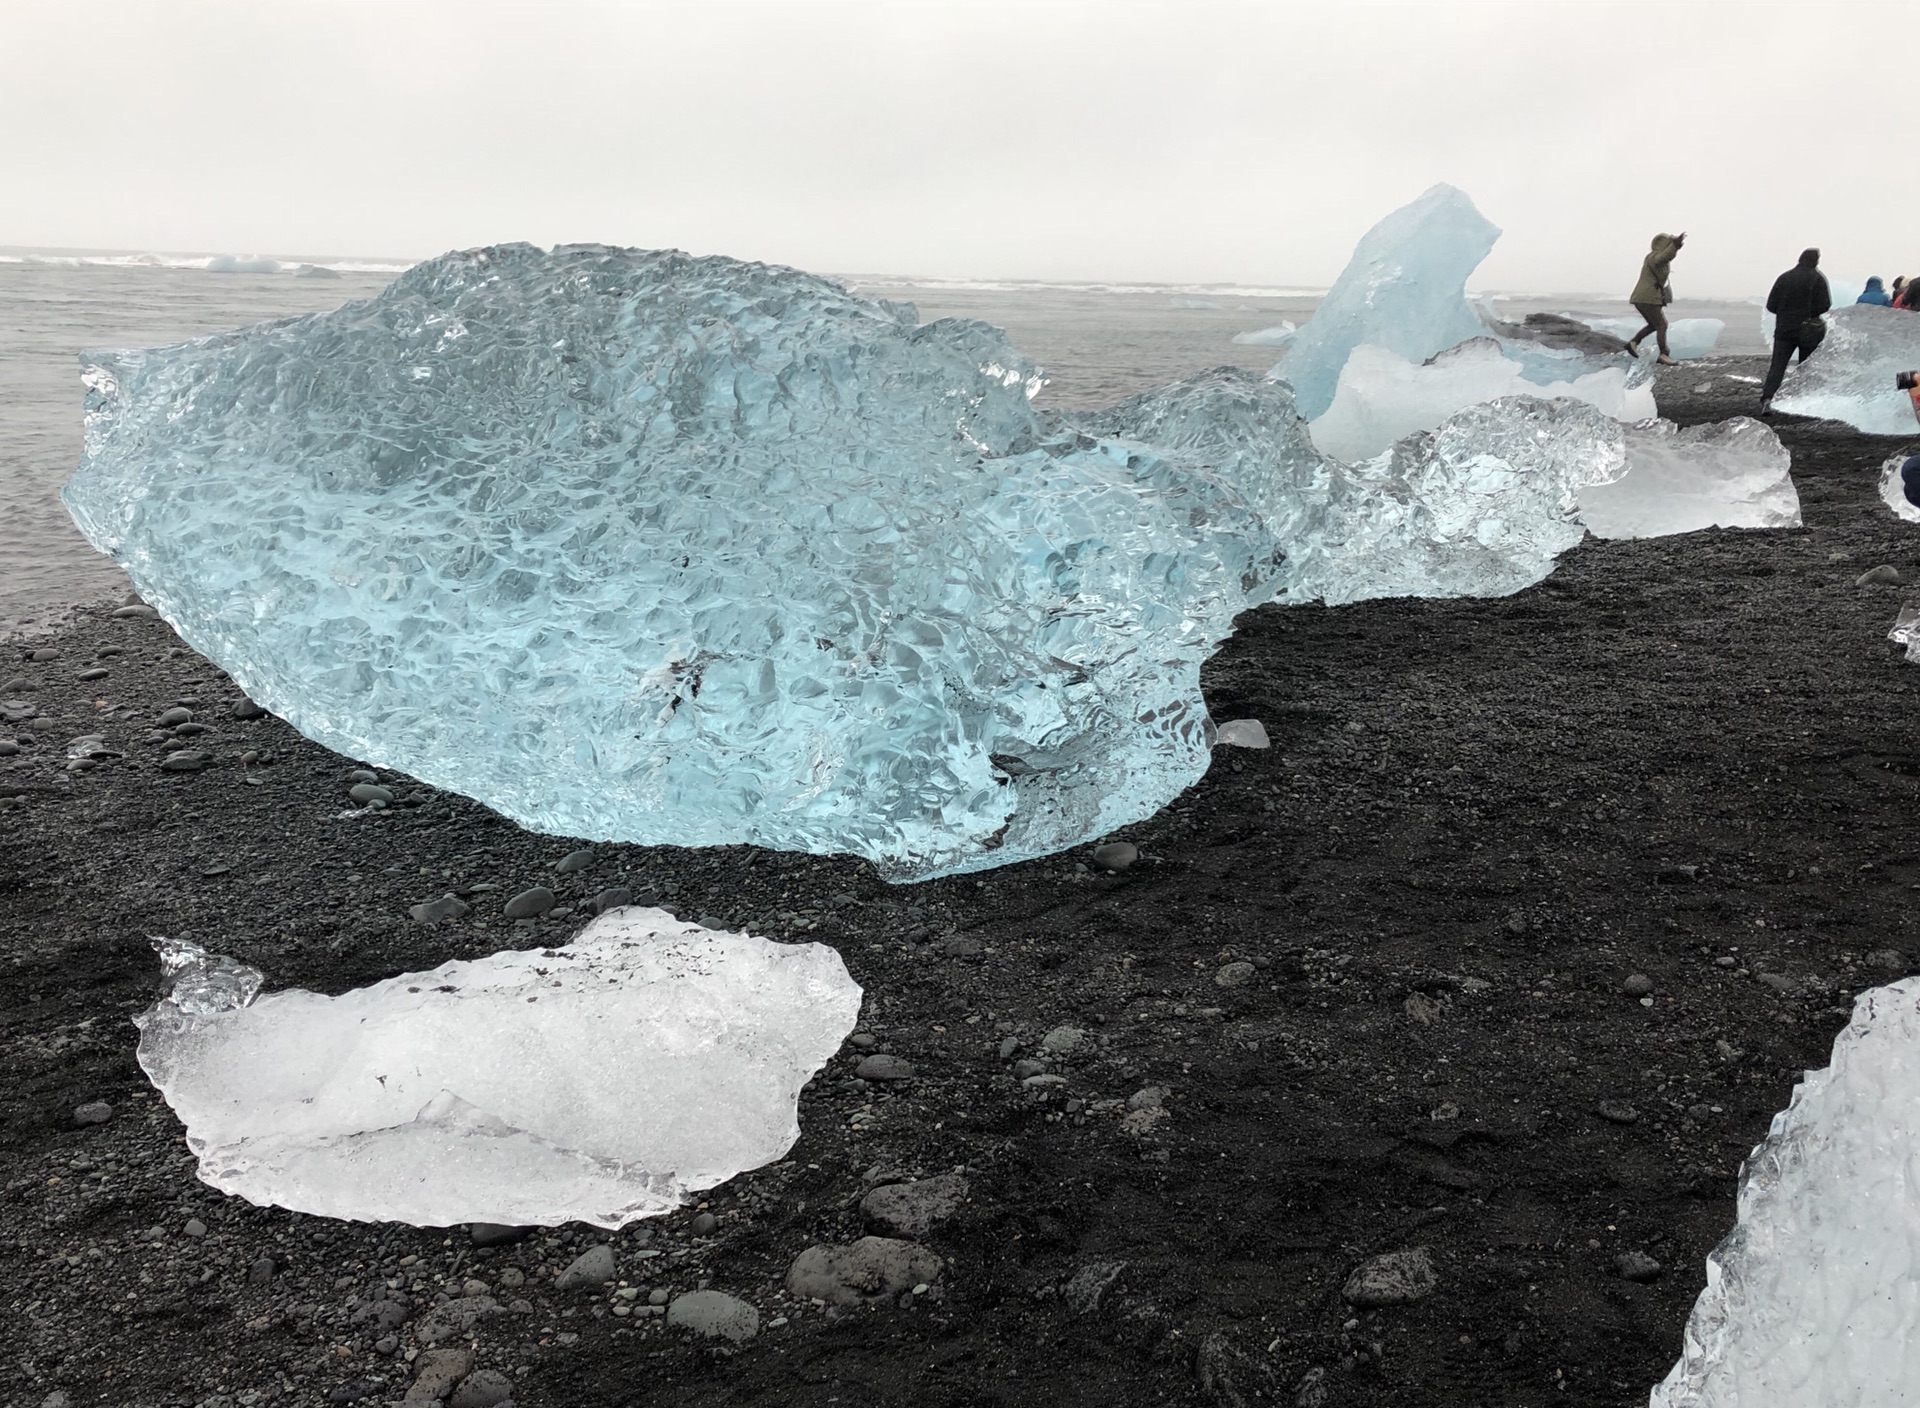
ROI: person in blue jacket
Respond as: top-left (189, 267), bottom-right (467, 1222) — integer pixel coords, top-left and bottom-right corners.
top-left (1859, 276), bottom-right (1893, 306)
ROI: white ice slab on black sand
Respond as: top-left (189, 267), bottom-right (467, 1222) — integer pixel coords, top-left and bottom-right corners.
top-left (136, 909), bottom-right (862, 1228)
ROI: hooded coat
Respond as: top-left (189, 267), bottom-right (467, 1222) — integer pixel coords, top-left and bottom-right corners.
top-left (1767, 251), bottom-right (1832, 331)
top-left (1630, 234), bottom-right (1679, 306)
top-left (1859, 276), bottom-right (1893, 306)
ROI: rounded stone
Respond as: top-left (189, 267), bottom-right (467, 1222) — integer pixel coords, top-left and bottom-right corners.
top-left (1214, 961), bottom-right (1256, 988)
top-left (1342, 1247), bottom-right (1436, 1307)
top-left (183, 1218), bottom-right (208, 1238)
top-left (156, 706), bottom-right (193, 727)
top-left (503, 885), bottom-right (557, 919)
top-left (1091, 841), bottom-right (1138, 872)
top-left (552, 1243), bottom-right (616, 1290)
top-left (690, 1211), bottom-right (718, 1236)
top-left (1041, 1025), bottom-right (1085, 1054)
top-left (348, 782), bottom-right (395, 806)
top-left (77, 667), bottom-right (109, 682)
top-left (159, 750), bottom-right (211, 772)
top-left (447, 1369), bottom-right (515, 1408)
top-left (556, 847), bottom-right (598, 873)
top-left (666, 1290), bottom-right (760, 1343)
top-left (73, 1101), bottom-right (112, 1126)
top-left (231, 699), bottom-right (268, 720)
top-left (111, 604), bottom-right (158, 619)
top-left (855, 1053), bottom-right (917, 1082)
top-left (1622, 973), bottom-right (1655, 997)
top-left (588, 886), bottom-right (633, 914)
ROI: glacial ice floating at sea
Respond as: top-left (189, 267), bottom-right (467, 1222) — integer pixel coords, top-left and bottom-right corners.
top-left (1580, 418), bottom-right (1799, 540)
top-left (1231, 322), bottom-right (1297, 347)
top-left (1772, 304), bottom-right (1920, 433)
top-left (1270, 184), bottom-right (1500, 420)
top-left (66, 243), bottom-right (1639, 879)
top-left (1308, 339), bottom-right (1656, 463)
top-left (134, 909), bottom-right (862, 1228)
top-left (1650, 978), bottom-right (1920, 1408)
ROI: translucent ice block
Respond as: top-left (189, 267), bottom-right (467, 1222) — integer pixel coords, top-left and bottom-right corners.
top-left (1772, 304), bottom-right (1920, 433)
top-left (1650, 979), bottom-right (1920, 1407)
top-left (1579, 418), bottom-right (1799, 540)
top-left (134, 909), bottom-right (862, 1227)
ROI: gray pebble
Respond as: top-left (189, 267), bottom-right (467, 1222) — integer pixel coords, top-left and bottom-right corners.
top-left (553, 1243), bottom-right (616, 1290)
top-left (690, 1211), bottom-right (718, 1236)
top-left (183, 1218), bottom-right (208, 1238)
top-left (848, 1032), bottom-right (877, 1049)
top-left (408, 1348), bottom-right (472, 1400)
top-left (997, 1035), bottom-right (1020, 1058)
top-left (1615, 1250), bottom-right (1663, 1283)
top-left (110, 604), bottom-right (157, 619)
top-left (468, 1222), bottom-right (531, 1248)
top-left (1041, 1025), bottom-right (1085, 1053)
top-left (0, 741), bottom-right (17, 757)
top-left (862, 1175), bottom-right (970, 1238)
top-left (28, 647), bottom-right (60, 662)
top-left (1091, 841), bottom-right (1138, 872)
top-left (347, 782), bottom-right (394, 805)
top-left (0, 675), bottom-right (35, 694)
top-left (1594, 1100), bottom-right (1641, 1125)
top-left (648, 1287), bottom-right (669, 1305)
top-left (1856, 564), bottom-right (1901, 586)
top-left (855, 1054), bottom-right (917, 1082)
top-left (1127, 1086), bottom-right (1166, 1111)
top-left (159, 750), bottom-right (210, 772)
top-left (346, 1295), bottom-right (407, 1330)
top-left (1013, 1057), bottom-right (1048, 1079)
top-left (248, 1255), bottom-right (278, 1286)
top-left (1342, 1247), bottom-right (1436, 1307)
top-left (1062, 1259), bottom-right (1126, 1315)
top-left (556, 847), bottom-right (597, 873)
top-left (937, 936), bottom-right (985, 957)
top-left (666, 1290), bottom-right (760, 1343)
top-left (156, 706), bottom-right (193, 727)
top-left (785, 1236), bottom-right (943, 1306)
top-left (503, 885), bottom-right (557, 919)
top-left (77, 667), bottom-right (109, 682)
top-left (1757, 972), bottom-right (1796, 993)
top-left (171, 721), bottom-right (210, 737)
top-left (409, 894), bottom-right (471, 925)
top-left (588, 886), bottom-right (633, 914)
top-left (1214, 961), bottom-right (1255, 988)
top-left (231, 698), bottom-right (267, 719)
top-left (345, 767), bottom-right (378, 784)
top-left (73, 1101), bottom-right (111, 1126)
top-left (1622, 973), bottom-right (1655, 997)
top-left (448, 1368), bottom-right (516, 1408)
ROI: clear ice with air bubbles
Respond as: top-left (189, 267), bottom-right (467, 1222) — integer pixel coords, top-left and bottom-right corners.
top-left (1651, 977), bottom-right (1920, 1408)
top-left (1772, 304), bottom-right (1920, 434)
top-left (66, 190), bottom-right (1793, 879)
top-left (135, 910), bottom-right (862, 1228)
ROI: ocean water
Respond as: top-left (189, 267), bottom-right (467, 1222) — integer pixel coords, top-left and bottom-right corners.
top-left (0, 249), bottom-right (1769, 634)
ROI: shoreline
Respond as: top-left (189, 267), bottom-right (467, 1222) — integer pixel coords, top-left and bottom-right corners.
top-left (6, 366), bottom-right (1920, 1406)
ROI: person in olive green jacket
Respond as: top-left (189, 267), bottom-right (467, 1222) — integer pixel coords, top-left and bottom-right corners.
top-left (1626, 231), bottom-right (1686, 364)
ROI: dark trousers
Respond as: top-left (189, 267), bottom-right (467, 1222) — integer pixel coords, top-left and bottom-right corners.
top-left (1762, 320), bottom-right (1827, 401)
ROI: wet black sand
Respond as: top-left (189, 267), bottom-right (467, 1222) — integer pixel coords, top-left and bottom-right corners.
top-left (5, 356), bottom-right (1919, 1407)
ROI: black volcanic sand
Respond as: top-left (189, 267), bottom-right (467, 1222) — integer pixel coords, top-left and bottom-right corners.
top-left (5, 355), bottom-right (1919, 1408)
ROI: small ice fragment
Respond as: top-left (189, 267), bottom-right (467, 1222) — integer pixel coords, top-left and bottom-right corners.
top-left (1878, 451), bottom-right (1920, 523)
top-left (1271, 184), bottom-right (1501, 419)
top-left (1650, 979), bottom-right (1920, 1406)
top-left (1214, 719), bottom-right (1269, 749)
top-left (1888, 604), bottom-right (1920, 661)
top-left (1578, 418), bottom-right (1799, 540)
top-left (135, 908), bottom-right (861, 1227)
top-left (1772, 304), bottom-right (1920, 434)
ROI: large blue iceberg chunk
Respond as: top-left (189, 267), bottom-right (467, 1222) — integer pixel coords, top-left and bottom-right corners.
top-left (1272, 184), bottom-right (1501, 420)
top-left (67, 245), bottom-right (1323, 880)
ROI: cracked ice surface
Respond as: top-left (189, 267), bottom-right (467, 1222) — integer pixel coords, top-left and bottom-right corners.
top-left (1580, 418), bottom-right (1799, 540)
top-left (134, 910), bottom-right (862, 1228)
top-left (67, 245), bottom-right (1320, 880)
top-left (1879, 451), bottom-right (1920, 523)
top-left (1650, 979), bottom-right (1920, 1408)
top-left (1271, 184), bottom-right (1501, 420)
top-left (1772, 304), bottom-right (1920, 434)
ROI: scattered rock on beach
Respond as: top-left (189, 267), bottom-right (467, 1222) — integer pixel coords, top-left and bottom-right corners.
top-left (785, 1236), bottom-right (943, 1307)
top-left (861, 1173), bottom-right (970, 1238)
top-left (666, 1290), bottom-right (760, 1343)
top-left (553, 1244), bottom-right (616, 1290)
top-left (503, 885), bottom-right (556, 919)
top-left (72, 1101), bottom-right (111, 1126)
top-left (1092, 841), bottom-right (1138, 872)
top-left (855, 1054), bottom-right (916, 1082)
top-left (1342, 1248), bottom-right (1436, 1307)
top-left (1856, 564), bottom-right (1901, 586)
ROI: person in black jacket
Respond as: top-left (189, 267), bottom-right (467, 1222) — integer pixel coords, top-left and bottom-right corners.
top-left (1760, 248), bottom-right (1832, 410)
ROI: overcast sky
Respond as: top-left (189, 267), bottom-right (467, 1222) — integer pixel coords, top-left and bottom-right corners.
top-left (5, 0), bottom-right (1915, 297)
